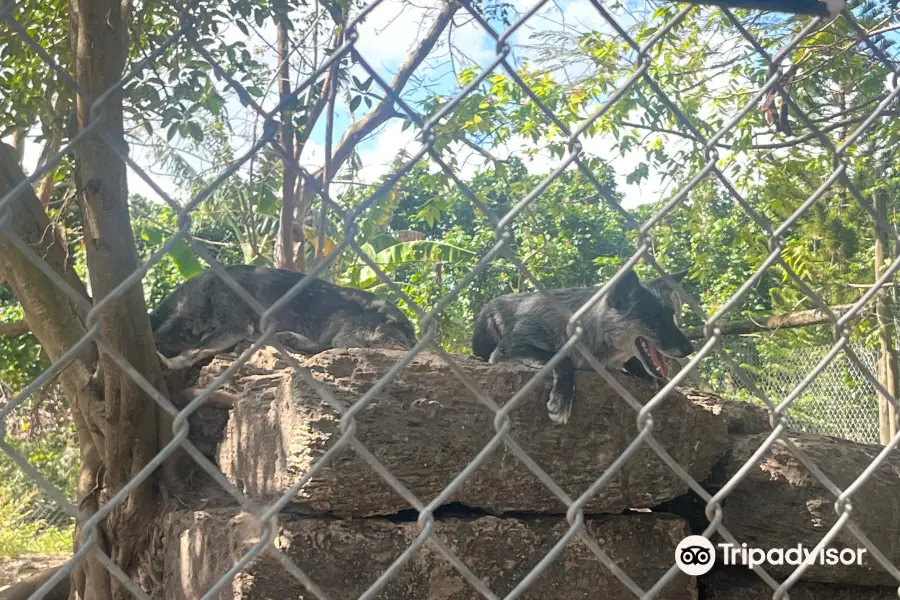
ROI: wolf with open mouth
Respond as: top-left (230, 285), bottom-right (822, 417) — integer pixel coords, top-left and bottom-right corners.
top-left (622, 269), bottom-right (690, 386)
top-left (471, 269), bottom-right (694, 424)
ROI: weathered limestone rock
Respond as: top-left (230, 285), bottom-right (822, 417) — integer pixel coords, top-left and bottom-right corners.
top-left (679, 389), bottom-right (771, 435)
top-left (213, 347), bottom-right (728, 516)
top-left (720, 433), bottom-right (900, 586)
top-left (702, 570), bottom-right (899, 599)
top-left (157, 508), bottom-right (696, 600)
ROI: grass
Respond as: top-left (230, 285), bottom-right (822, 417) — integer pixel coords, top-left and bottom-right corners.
top-left (0, 491), bottom-right (73, 558)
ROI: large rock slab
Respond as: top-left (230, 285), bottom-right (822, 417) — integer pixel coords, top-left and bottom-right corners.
top-left (702, 570), bottom-right (899, 599)
top-left (213, 348), bottom-right (728, 517)
top-left (720, 433), bottom-right (900, 586)
top-left (156, 508), bottom-right (696, 600)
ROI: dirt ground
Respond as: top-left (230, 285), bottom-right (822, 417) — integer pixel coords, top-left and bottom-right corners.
top-left (0, 554), bottom-right (70, 590)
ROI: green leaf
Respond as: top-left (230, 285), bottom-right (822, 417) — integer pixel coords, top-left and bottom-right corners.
top-left (168, 241), bottom-right (204, 279)
top-left (349, 95), bottom-right (362, 112)
top-left (206, 93), bottom-right (224, 115)
top-left (625, 162), bottom-right (650, 185)
top-left (256, 186), bottom-right (278, 216)
top-left (140, 227), bottom-right (164, 245)
top-left (186, 121), bottom-right (204, 142)
top-left (357, 241), bottom-right (476, 286)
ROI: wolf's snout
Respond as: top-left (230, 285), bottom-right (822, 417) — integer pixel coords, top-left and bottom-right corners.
top-left (675, 339), bottom-right (694, 358)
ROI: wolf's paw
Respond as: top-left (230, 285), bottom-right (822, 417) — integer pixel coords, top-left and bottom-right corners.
top-left (158, 351), bottom-right (189, 370)
top-left (275, 331), bottom-right (322, 354)
top-left (547, 390), bottom-right (572, 425)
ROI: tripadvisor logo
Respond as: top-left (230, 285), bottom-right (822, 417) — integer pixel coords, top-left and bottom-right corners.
top-left (719, 542), bottom-right (867, 569)
top-left (674, 536), bottom-right (868, 576)
top-left (675, 536), bottom-right (715, 576)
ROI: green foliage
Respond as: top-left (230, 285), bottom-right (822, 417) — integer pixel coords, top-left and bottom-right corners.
top-left (0, 412), bottom-right (77, 558)
top-left (3, 2), bottom-right (900, 551)
top-left (0, 490), bottom-right (73, 558)
top-left (0, 405), bottom-right (78, 500)
top-left (328, 155), bottom-right (636, 351)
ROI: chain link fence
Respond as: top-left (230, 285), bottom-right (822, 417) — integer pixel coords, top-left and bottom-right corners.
top-left (698, 337), bottom-right (882, 444)
top-left (2, 0), bottom-right (900, 598)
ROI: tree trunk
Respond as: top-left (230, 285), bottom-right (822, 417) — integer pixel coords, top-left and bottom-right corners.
top-left (874, 190), bottom-right (899, 445)
top-left (70, 0), bottom-right (167, 596)
top-left (0, 143), bottom-right (106, 600)
top-left (275, 10), bottom-right (295, 270)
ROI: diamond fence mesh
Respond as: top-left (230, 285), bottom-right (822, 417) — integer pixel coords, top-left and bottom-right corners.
top-left (2, 0), bottom-right (900, 598)
top-left (698, 337), bottom-right (883, 444)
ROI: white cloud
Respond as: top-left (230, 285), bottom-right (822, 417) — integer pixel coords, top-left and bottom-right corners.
top-left (353, 0), bottom-right (442, 72)
top-left (3, 0), bottom-right (751, 223)
top-left (354, 120), bottom-right (423, 182)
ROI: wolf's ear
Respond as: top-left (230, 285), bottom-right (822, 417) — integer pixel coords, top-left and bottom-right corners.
top-left (609, 270), bottom-right (641, 310)
top-left (669, 269), bottom-right (689, 283)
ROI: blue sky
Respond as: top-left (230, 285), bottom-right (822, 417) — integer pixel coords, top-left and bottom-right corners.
top-left (3, 0), bottom-right (676, 209)
top-left (9, 0), bottom-right (882, 211)
top-left (306, 0), bottom-right (644, 161)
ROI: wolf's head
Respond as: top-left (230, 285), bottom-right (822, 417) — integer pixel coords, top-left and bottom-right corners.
top-left (341, 292), bottom-right (418, 351)
top-left (606, 270), bottom-right (693, 379)
top-left (149, 286), bottom-right (216, 358)
top-left (643, 269), bottom-right (688, 324)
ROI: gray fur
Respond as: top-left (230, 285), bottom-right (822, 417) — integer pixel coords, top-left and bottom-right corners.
top-left (621, 269), bottom-right (688, 383)
top-left (644, 269), bottom-right (687, 321)
top-left (151, 265), bottom-right (417, 370)
top-left (471, 270), bottom-right (694, 424)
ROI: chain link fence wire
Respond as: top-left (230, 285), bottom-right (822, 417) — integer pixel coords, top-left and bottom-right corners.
top-left (0, 384), bottom-right (77, 533)
top-left (3, 0), bottom-right (900, 598)
top-left (698, 337), bottom-right (882, 444)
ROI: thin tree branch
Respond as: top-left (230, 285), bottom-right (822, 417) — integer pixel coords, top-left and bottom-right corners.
top-left (317, 49), bottom-right (339, 269)
top-left (683, 303), bottom-right (871, 340)
top-left (277, 11), bottom-right (296, 269)
top-left (0, 319), bottom-right (30, 337)
top-left (323, 0), bottom-right (459, 178)
top-left (36, 90), bottom-right (72, 205)
top-left (461, 137), bottom-right (506, 164)
top-left (617, 108), bottom-right (900, 152)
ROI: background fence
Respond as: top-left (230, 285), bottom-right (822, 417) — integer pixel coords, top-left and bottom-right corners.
top-left (698, 337), bottom-right (883, 444)
top-left (2, 0), bottom-right (900, 598)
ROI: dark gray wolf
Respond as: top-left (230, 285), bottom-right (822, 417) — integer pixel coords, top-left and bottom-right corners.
top-left (471, 269), bottom-right (693, 424)
top-left (151, 265), bottom-right (417, 370)
top-left (621, 269), bottom-right (688, 384)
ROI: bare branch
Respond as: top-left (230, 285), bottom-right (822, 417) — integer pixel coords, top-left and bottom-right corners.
top-left (0, 319), bottom-right (30, 337)
top-left (461, 137), bottom-right (507, 164)
top-left (325, 0), bottom-right (458, 177)
top-left (617, 108), bottom-right (900, 152)
top-left (36, 90), bottom-right (72, 205)
top-left (289, 0), bottom-right (457, 268)
top-left (10, 128), bottom-right (25, 165)
top-left (682, 303), bottom-right (871, 340)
